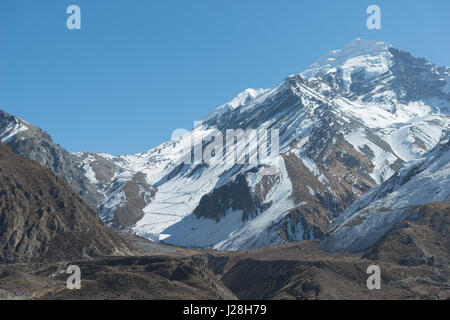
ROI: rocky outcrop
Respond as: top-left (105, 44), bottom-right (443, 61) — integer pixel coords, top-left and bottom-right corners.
top-left (194, 173), bottom-right (269, 222)
top-left (110, 173), bottom-right (156, 229)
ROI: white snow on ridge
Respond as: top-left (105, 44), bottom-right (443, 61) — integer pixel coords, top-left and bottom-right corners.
top-left (222, 88), bottom-right (269, 110)
top-left (83, 163), bottom-right (99, 185)
top-left (133, 167), bottom-right (220, 241)
top-left (324, 136), bottom-right (450, 252)
top-left (345, 129), bottom-right (397, 183)
top-left (203, 88), bottom-right (270, 122)
top-left (214, 156), bottom-right (295, 250)
top-left (301, 39), bottom-right (392, 83)
top-left (335, 95), bottom-right (449, 183)
top-left (333, 97), bottom-right (438, 129)
top-left (0, 119), bottom-right (28, 143)
top-left (74, 154), bottom-right (101, 185)
top-left (384, 115), bottom-right (447, 161)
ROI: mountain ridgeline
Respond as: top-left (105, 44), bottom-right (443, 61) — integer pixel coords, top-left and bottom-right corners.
top-left (1, 39), bottom-right (449, 252)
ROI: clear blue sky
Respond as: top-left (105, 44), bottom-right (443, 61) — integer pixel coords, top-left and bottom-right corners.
top-left (1, 0), bottom-right (449, 155)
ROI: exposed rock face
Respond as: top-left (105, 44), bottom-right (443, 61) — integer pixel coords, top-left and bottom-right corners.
top-left (109, 173), bottom-right (156, 229)
top-left (322, 135), bottom-right (450, 253)
top-left (0, 110), bottom-right (103, 209)
top-left (71, 152), bottom-right (126, 190)
top-left (96, 172), bottom-right (157, 229)
top-left (0, 143), bottom-right (136, 263)
top-left (194, 173), bottom-right (269, 222)
top-left (382, 48), bottom-right (450, 104)
top-left (277, 144), bottom-right (374, 240)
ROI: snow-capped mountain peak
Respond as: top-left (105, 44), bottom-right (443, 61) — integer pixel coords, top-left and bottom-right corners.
top-left (65, 39), bottom-right (449, 251)
top-left (4, 39), bottom-right (447, 252)
top-left (301, 38), bottom-right (392, 82)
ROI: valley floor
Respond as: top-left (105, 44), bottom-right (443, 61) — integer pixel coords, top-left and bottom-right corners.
top-left (0, 240), bottom-right (448, 300)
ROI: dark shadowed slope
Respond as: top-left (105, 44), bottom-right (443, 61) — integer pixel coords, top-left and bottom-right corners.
top-left (0, 143), bottom-right (136, 264)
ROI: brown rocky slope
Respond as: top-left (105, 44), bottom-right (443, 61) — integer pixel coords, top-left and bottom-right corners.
top-left (0, 143), bottom-right (136, 264)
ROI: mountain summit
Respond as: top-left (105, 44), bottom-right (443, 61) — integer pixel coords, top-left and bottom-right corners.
top-left (301, 38), bottom-right (392, 81)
